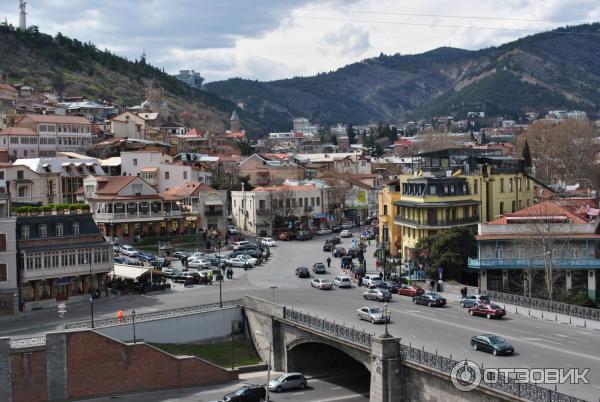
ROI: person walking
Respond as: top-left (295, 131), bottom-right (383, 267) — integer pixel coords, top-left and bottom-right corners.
top-left (326, 257), bottom-right (331, 268)
top-left (117, 309), bottom-right (124, 322)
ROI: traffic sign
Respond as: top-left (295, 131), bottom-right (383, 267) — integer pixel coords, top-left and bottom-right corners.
top-left (88, 294), bottom-right (93, 303)
top-left (437, 267), bottom-right (444, 273)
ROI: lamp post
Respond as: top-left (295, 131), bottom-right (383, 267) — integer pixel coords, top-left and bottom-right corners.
top-left (85, 256), bottom-right (95, 328)
top-left (383, 302), bottom-right (391, 337)
top-left (230, 335), bottom-right (235, 370)
top-left (219, 275), bottom-right (223, 308)
top-left (255, 330), bottom-right (271, 402)
top-left (270, 286), bottom-right (277, 302)
top-left (132, 309), bottom-right (137, 344)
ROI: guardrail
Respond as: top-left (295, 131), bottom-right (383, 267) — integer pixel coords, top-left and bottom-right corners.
top-left (400, 343), bottom-right (585, 402)
top-left (284, 308), bottom-right (372, 348)
top-left (482, 290), bottom-right (600, 321)
top-left (10, 336), bottom-right (46, 349)
top-left (64, 299), bottom-right (244, 330)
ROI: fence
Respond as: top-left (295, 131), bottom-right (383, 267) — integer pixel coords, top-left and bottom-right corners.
top-left (64, 299), bottom-right (244, 330)
top-left (10, 336), bottom-right (46, 349)
top-left (483, 290), bottom-right (600, 321)
top-left (400, 343), bottom-right (586, 402)
top-left (284, 308), bottom-right (373, 348)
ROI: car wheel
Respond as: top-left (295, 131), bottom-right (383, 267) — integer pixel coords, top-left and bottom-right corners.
top-left (486, 314), bottom-right (492, 319)
top-left (259, 398), bottom-right (265, 402)
top-left (276, 386), bottom-right (282, 393)
top-left (299, 382), bottom-right (306, 389)
top-left (469, 310), bottom-right (474, 316)
top-left (371, 317), bottom-right (375, 323)
top-left (363, 295), bottom-right (367, 299)
top-left (473, 344), bottom-right (477, 350)
top-left (412, 298), bottom-right (416, 303)
top-left (493, 349), bottom-right (498, 356)
top-left (358, 314), bottom-right (362, 320)
top-left (460, 302), bottom-right (465, 308)
top-left (428, 302), bottom-right (432, 307)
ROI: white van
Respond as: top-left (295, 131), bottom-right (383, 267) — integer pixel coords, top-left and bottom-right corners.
top-left (333, 275), bottom-right (352, 288)
top-left (233, 241), bottom-right (251, 250)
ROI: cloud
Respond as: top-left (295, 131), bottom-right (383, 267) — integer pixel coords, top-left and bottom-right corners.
top-left (1, 0), bottom-right (599, 82)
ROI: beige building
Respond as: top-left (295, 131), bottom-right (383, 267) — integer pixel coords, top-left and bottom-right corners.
top-left (0, 216), bottom-right (17, 316)
top-left (14, 114), bottom-right (92, 156)
top-left (238, 153), bottom-right (303, 186)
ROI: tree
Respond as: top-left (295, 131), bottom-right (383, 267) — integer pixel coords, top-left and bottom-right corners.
top-left (347, 124), bottom-right (356, 144)
top-left (270, 186), bottom-right (297, 229)
top-left (235, 139), bottom-right (254, 156)
top-left (331, 135), bottom-right (338, 145)
top-left (522, 139), bottom-right (532, 168)
top-left (417, 227), bottom-right (477, 282)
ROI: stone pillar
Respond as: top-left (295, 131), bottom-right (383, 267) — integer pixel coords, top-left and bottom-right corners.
top-left (369, 335), bottom-right (403, 402)
top-left (566, 270), bottom-right (572, 291)
top-left (0, 337), bottom-right (12, 402)
top-left (479, 270), bottom-right (487, 292)
top-left (502, 269), bottom-right (508, 290)
top-left (588, 270), bottom-right (596, 300)
top-left (46, 332), bottom-right (68, 401)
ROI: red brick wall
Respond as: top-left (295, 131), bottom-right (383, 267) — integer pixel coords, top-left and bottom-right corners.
top-left (11, 350), bottom-right (48, 402)
top-left (66, 331), bottom-right (237, 399)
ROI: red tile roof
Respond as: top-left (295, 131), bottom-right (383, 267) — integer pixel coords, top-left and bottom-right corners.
top-left (95, 176), bottom-right (139, 195)
top-left (486, 200), bottom-right (595, 225)
top-left (162, 182), bottom-right (216, 198)
top-left (17, 114), bottom-right (91, 125)
top-left (0, 127), bottom-right (36, 136)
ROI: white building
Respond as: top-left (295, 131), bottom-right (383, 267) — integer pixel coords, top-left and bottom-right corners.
top-left (120, 151), bottom-right (211, 192)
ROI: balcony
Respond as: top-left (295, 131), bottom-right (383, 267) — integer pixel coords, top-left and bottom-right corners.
top-left (256, 208), bottom-right (271, 215)
top-left (94, 210), bottom-right (182, 222)
top-left (395, 216), bottom-right (479, 229)
top-left (204, 209), bottom-right (224, 216)
top-left (468, 257), bottom-right (600, 270)
top-left (21, 262), bottom-right (112, 281)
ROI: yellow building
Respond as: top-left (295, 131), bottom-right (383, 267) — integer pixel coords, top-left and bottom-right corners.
top-left (377, 182), bottom-right (402, 256)
top-left (378, 149), bottom-right (534, 264)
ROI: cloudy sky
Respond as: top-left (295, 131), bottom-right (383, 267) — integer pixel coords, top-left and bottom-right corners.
top-left (1, 0), bottom-right (600, 82)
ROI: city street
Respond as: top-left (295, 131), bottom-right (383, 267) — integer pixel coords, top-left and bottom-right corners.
top-left (2, 232), bottom-right (599, 400)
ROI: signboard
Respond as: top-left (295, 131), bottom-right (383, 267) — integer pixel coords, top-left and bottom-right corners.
top-left (437, 267), bottom-right (444, 273)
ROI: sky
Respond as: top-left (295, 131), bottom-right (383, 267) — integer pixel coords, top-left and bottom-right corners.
top-left (1, 0), bottom-right (600, 82)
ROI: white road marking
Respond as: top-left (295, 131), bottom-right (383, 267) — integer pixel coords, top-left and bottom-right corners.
top-left (331, 387), bottom-right (342, 390)
top-left (293, 392), bottom-right (305, 395)
top-left (553, 333), bottom-right (569, 338)
top-left (531, 354), bottom-right (541, 358)
top-left (313, 394), bottom-right (368, 401)
top-left (488, 356), bottom-right (498, 360)
top-left (521, 365), bottom-right (531, 369)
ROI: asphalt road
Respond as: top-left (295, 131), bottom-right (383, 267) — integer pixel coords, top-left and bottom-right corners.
top-left (2, 231), bottom-right (599, 400)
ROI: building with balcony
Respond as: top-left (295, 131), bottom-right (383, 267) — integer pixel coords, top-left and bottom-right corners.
top-left (468, 199), bottom-right (600, 300)
top-left (83, 175), bottom-right (186, 242)
top-left (377, 181), bottom-right (402, 257)
top-left (238, 153), bottom-right (303, 187)
top-left (0, 216), bottom-right (17, 316)
top-left (378, 148), bottom-right (534, 264)
top-left (16, 212), bottom-right (112, 311)
top-left (163, 182), bottom-right (227, 234)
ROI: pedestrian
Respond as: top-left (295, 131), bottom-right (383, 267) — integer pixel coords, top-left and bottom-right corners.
top-left (326, 257), bottom-right (331, 268)
top-left (208, 271), bottom-right (213, 284)
top-left (117, 309), bottom-right (124, 322)
top-left (430, 280), bottom-right (435, 292)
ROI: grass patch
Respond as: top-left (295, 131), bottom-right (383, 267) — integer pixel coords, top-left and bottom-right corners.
top-left (152, 339), bottom-right (261, 368)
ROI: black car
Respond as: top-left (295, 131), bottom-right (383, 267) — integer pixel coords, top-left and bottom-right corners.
top-left (413, 293), bottom-right (447, 307)
top-left (470, 334), bottom-right (514, 356)
top-left (223, 384), bottom-right (266, 402)
top-left (331, 226), bottom-right (342, 233)
top-left (296, 231), bottom-right (313, 241)
top-left (333, 247), bottom-right (346, 258)
top-left (323, 240), bottom-right (334, 252)
top-left (295, 266), bottom-right (310, 278)
top-left (331, 235), bottom-right (341, 244)
top-left (378, 281), bottom-right (400, 293)
top-left (313, 262), bottom-right (326, 274)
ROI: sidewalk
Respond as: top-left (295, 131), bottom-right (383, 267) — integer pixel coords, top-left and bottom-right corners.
top-left (437, 285), bottom-right (600, 331)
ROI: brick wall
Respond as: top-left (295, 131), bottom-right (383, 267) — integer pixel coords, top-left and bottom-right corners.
top-left (66, 331), bottom-right (237, 399)
top-left (11, 349), bottom-right (47, 402)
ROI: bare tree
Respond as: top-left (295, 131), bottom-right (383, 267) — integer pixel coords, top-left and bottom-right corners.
top-left (269, 187), bottom-right (296, 229)
top-left (413, 131), bottom-right (469, 153)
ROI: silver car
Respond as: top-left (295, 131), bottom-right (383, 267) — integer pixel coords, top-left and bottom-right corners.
top-left (268, 372), bottom-right (307, 392)
top-left (311, 278), bottom-right (333, 290)
top-left (460, 294), bottom-right (490, 308)
top-left (357, 306), bottom-right (389, 324)
top-left (363, 288), bottom-right (392, 302)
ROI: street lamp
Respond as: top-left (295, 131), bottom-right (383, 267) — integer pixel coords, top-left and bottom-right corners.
top-left (255, 330), bottom-right (272, 402)
top-left (219, 274), bottom-right (223, 308)
top-left (230, 335), bottom-right (235, 369)
top-left (132, 309), bottom-right (137, 344)
top-left (270, 286), bottom-right (277, 302)
top-left (383, 302), bottom-right (391, 337)
top-left (85, 256), bottom-right (95, 328)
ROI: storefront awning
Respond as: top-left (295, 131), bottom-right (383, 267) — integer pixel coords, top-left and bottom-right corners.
top-left (111, 264), bottom-right (150, 280)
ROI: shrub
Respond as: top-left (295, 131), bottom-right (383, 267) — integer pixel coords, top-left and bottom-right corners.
top-left (16, 206), bottom-right (29, 214)
top-left (41, 205), bottom-right (52, 213)
top-left (68, 204), bottom-right (79, 211)
top-left (80, 204), bottom-right (91, 211)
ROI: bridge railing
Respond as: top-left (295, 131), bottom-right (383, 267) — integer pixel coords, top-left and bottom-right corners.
top-left (400, 343), bottom-right (586, 402)
top-left (10, 335), bottom-right (46, 349)
top-left (284, 308), bottom-right (372, 348)
top-left (64, 299), bottom-right (244, 330)
top-left (482, 290), bottom-right (600, 321)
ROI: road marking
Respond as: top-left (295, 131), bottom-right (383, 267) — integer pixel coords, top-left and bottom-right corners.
top-left (592, 385), bottom-right (600, 390)
top-left (313, 394), bottom-right (368, 401)
top-left (488, 356), bottom-right (498, 360)
top-left (531, 354), bottom-right (541, 358)
top-left (331, 387), bottom-right (342, 390)
top-left (553, 334), bottom-right (569, 338)
top-left (293, 392), bottom-right (305, 395)
top-left (522, 365), bottom-right (531, 369)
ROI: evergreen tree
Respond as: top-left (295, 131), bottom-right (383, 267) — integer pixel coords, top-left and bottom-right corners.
top-left (522, 139), bottom-right (532, 167)
top-left (347, 124), bottom-right (356, 144)
top-left (331, 135), bottom-right (338, 145)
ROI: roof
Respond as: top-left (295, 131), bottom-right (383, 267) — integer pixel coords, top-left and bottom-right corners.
top-left (111, 264), bottom-right (153, 280)
top-left (137, 112), bottom-right (159, 120)
top-left (162, 182), bottom-right (217, 198)
top-left (100, 156), bottom-right (122, 167)
top-left (230, 110), bottom-right (239, 121)
top-left (0, 127), bottom-right (36, 136)
top-left (94, 176), bottom-right (138, 195)
top-left (252, 184), bottom-right (318, 192)
top-left (477, 233), bottom-right (600, 241)
top-left (57, 151), bottom-right (92, 159)
top-left (486, 200), bottom-right (594, 225)
top-left (180, 128), bottom-right (204, 138)
top-left (17, 114), bottom-right (90, 125)
top-left (14, 157), bottom-right (104, 174)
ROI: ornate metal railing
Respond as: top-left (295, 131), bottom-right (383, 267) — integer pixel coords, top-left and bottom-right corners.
top-left (284, 308), bottom-right (372, 348)
top-left (482, 290), bottom-right (600, 321)
top-left (400, 343), bottom-right (586, 402)
top-left (10, 336), bottom-right (46, 349)
top-left (64, 299), bottom-right (244, 330)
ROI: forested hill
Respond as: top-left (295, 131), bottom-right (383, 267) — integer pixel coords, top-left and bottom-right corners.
top-left (0, 24), bottom-right (267, 137)
top-left (205, 23), bottom-right (600, 125)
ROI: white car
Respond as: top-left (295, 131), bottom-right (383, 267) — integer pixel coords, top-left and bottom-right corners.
top-left (187, 259), bottom-right (211, 269)
top-left (227, 225), bottom-right (239, 234)
top-left (237, 254), bottom-right (258, 266)
top-left (261, 237), bottom-right (277, 247)
top-left (311, 278), bottom-right (333, 290)
top-left (188, 252), bottom-right (208, 261)
top-left (333, 275), bottom-right (352, 288)
top-left (120, 245), bottom-right (139, 257)
top-left (316, 228), bottom-right (333, 235)
top-left (362, 274), bottom-right (383, 289)
top-left (340, 230), bottom-right (352, 238)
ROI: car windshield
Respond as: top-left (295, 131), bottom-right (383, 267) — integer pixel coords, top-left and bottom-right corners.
top-left (274, 375), bottom-right (286, 382)
top-left (490, 304), bottom-right (502, 310)
top-left (369, 308), bottom-right (381, 313)
top-left (234, 387), bottom-right (249, 396)
top-left (488, 336), bottom-right (505, 344)
top-left (321, 279), bottom-right (331, 283)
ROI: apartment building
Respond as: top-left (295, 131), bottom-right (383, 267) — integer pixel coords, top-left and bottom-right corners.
top-left (163, 182), bottom-right (228, 233)
top-left (0, 216), bottom-right (17, 315)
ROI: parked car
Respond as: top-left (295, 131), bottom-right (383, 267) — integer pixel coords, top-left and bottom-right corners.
top-left (112, 244), bottom-right (121, 254)
top-left (460, 294), bottom-right (491, 308)
top-left (331, 225), bottom-right (342, 233)
top-left (333, 275), bottom-right (352, 288)
top-left (295, 266), bottom-right (310, 278)
top-left (341, 222), bottom-right (353, 229)
top-left (171, 251), bottom-right (190, 260)
top-left (323, 240), bottom-right (334, 252)
top-left (347, 247), bottom-right (361, 258)
top-left (340, 229), bottom-right (352, 238)
top-left (189, 252), bottom-right (208, 261)
top-left (223, 384), bottom-right (266, 402)
top-left (227, 225), bottom-right (239, 235)
top-left (268, 372), bottom-right (307, 392)
top-left (316, 228), bottom-right (333, 235)
top-left (120, 245), bottom-right (139, 257)
top-left (468, 303), bottom-right (506, 319)
top-left (296, 230), bottom-right (313, 241)
top-left (357, 306), bottom-right (389, 324)
top-left (362, 274), bottom-right (383, 288)
top-left (413, 293), bottom-right (446, 307)
top-left (138, 252), bottom-right (157, 263)
top-left (331, 235), bottom-right (341, 244)
top-left (333, 247), bottom-right (347, 258)
top-left (470, 334), bottom-right (514, 356)
top-left (398, 284), bottom-right (425, 297)
top-left (311, 278), bottom-right (333, 290)
top-left (313, 262), bottom-right (326, 274)
top-left (363, 288), bottom-right (392, 302)
top-left (114, 256), bottom-right (129, 265)
top-left (278, 231), bottom-right (295, 241)
top-left (261, 237), bottom-right (277, 247)
top-left (187, 259), bottom-right (211, 269)
top-left (236, 254), bottom-right (258, 266)
top-left (378, 281), bottom-right (400, 293)
top-left (226, 257), bottom-right (252, 268)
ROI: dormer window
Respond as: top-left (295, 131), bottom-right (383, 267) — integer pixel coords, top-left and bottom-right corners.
top-left (21, 225), bottom-right (30, 239)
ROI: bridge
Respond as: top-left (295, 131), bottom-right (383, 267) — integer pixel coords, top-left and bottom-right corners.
top-left (244, 296), bottom-right (584, 402)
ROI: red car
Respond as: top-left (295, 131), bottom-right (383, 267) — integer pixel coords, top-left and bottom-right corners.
top-left (468, 303), bottom-right (506, 319)
top-left (278, 232), bottom-right (295, 241)
top-left (398, 284), bottom-right (425, 297)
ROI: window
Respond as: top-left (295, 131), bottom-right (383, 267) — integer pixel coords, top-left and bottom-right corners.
top-left (499, 202), bottom-right (504, 215)
top-left (21, 225), bottom-right (30, 239)
top-left (0, 234), bottom-right (5, 252)
top-left (183, 171), bottom-right (188, 180)
top-left (473, 180), bottom-right (478, 195)
top-left (17, 186), bottom-right (27, 198)
top-left (56, 223), bottom-right (63, 237)
top-left (10, 137), bottom-right (18, 144)
top-left (132, 183), bottom-right (142, 194)
top-left (17, 170), bottom-right (24, 180)
top-left (311, 197), bottom-right (315, 206)
top-left (509, 178), bottom-right (513, 192)
top-left (299, 198), bottom-right (303, 207)
top-left (165, 172), bottom-right (170, 180)
top-left (526, 178), bottom-right (530, 190)
top-left (0, 264), bottom-right (6, 282)
top-left (316, 197), bottom-right (320, 206)
top-left (384, 205), bottom-right (388, 215)
top-left (511, 201), bottom-right (516, 212)
top-left (39, 224), bottom-right (47, 238)
top-left (133, 158), bottom-right (138, 166)
top-left (500, 178), bottom-right (504, 193)
top-left (72, 222), bottom-right (80, 236)
top-left (286, 199), bottom-right (290, 208)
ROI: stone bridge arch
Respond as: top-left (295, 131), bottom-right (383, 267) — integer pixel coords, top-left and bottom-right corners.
top-left (285, 335), bottom-right (372, 372)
